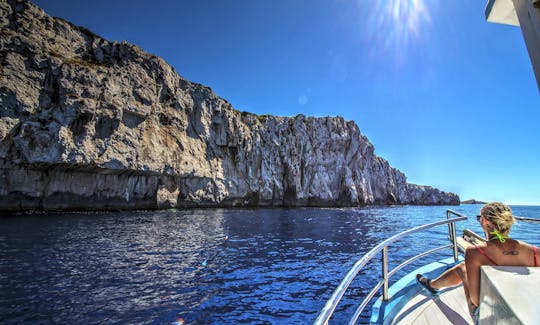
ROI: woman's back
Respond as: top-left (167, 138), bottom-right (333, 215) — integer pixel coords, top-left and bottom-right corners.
top-left (474, 239), bottom-right (538, 267)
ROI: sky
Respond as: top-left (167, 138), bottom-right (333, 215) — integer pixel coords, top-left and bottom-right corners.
top-left (32, 0), bottom-right (540, 205)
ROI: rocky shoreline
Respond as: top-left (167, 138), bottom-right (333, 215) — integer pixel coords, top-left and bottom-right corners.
top-left (0, 0), bottom-right (459, 211)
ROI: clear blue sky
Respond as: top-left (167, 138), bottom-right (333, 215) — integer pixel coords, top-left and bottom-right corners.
top-left (32, 0), bottom-right (540, 205)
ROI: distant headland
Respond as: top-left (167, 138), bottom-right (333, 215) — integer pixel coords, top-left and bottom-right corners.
top-left (0, 0), bottom-right (460, 211)
top-left (461, 199), bottom-right (487, 205)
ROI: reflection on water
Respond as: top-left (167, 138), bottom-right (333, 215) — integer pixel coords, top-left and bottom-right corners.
top-left (1, 205), bottom-right (539, 324)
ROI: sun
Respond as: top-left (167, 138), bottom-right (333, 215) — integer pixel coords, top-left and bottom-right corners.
top-left (390, 0), bottom-right (430, 39)
top-left (366, 0), bottom-right (432, 65)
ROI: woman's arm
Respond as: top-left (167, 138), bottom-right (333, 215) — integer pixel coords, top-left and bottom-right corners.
top-left (465, 246), bottom-right (482, 307)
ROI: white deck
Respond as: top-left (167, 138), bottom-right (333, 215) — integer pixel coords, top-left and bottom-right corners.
top-left (390, 285), bottom-right (474, 325)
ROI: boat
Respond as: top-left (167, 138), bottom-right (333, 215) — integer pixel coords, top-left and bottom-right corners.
top-left (314, 210), bottom-right (540, 324)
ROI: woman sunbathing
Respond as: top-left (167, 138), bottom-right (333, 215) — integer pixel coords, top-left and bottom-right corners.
top-left (416, 202), bottom-right (539, 320)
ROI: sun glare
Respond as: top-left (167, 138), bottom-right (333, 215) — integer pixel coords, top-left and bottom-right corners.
top-left (366, 0), bottom-right (432, 65)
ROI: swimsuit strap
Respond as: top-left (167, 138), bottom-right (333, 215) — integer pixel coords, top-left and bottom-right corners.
top-left (534, 246), bottom-right (538, 267)
top-left (475, 245), bottom-right (498, 266)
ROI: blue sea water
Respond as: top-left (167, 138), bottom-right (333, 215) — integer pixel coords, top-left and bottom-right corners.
top-left (1, 205), bottom-right (539, 324)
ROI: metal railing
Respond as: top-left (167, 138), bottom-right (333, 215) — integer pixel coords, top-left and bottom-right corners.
top-left (314, 210), bottom-right (468, 325)
top-left (515, 216), bottom-right (540, 223)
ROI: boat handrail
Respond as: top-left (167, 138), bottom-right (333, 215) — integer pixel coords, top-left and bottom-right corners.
top-left (515, 216), bottom-right (540, 223)
top-left (314, 210), bottom-right (468, 325)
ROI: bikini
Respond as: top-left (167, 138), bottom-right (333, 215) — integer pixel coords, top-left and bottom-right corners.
top-left (475, 245), bottom-right (539, 266)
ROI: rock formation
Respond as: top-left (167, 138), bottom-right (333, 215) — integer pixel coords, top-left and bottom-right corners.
top-left (461, 199), bottom-right (486, 205)
top-left (0, 0), bottom-right (460, 211)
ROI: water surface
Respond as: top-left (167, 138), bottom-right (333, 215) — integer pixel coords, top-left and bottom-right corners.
top-left (1, 205), bottom-right (539, 324)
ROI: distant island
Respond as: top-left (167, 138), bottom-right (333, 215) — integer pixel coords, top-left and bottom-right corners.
top-left (461, 199), bottom-right (487, 205)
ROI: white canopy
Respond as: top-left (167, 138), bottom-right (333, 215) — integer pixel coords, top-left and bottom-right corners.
top-left (486, 0), bottom-right (520, 25)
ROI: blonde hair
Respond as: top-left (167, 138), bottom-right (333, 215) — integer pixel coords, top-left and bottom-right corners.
top-left (480, 202), bottom-right (515, 236)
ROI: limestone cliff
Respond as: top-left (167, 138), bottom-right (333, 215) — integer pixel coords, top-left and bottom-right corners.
top-left (0, 0), bottom-right (459, 211)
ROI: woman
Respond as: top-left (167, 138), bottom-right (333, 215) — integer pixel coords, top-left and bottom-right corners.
top-left (416, 202), bottom-right (539, 318)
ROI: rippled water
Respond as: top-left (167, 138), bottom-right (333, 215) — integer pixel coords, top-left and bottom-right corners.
top-left (1, 205), bottom-right (539, 324)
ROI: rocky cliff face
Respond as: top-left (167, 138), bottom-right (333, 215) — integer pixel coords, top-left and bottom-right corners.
top-left (0, 0), bottom-right (459, 211)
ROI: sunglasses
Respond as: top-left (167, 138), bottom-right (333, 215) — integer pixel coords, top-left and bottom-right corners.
top-left (476, 215), bottom-right (482, 222)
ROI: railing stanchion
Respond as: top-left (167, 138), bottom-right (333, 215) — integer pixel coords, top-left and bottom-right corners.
top-left (446, 210), bottom-right (452, 241)
top-left (382, 246), bottom-right (389, 301)
top-left (451, 222), bottom-right (459, 261)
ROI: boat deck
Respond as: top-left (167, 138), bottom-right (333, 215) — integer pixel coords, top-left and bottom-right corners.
top-left (369, 257), bottom-right (473, 325)
top-left (391, 284), bottom-right (474, 324)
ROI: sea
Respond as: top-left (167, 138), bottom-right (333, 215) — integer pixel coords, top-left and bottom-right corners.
top-left (1, 205), bottom-right (539, 324)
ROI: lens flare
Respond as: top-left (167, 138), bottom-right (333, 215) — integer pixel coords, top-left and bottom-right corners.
top-left (173, 318), bottom-right (186, 325)
top-left (173, 318), bottom-right (185, 325)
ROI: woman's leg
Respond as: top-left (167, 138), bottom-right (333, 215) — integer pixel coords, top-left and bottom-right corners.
top-left (429, 262), bottom-right (466, 289)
